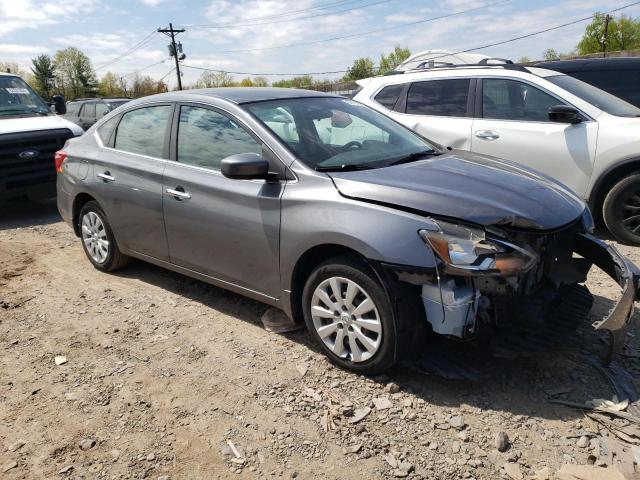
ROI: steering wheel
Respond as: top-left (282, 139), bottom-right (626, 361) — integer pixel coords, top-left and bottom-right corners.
top-left (342, 141), bottom-right (362, 151)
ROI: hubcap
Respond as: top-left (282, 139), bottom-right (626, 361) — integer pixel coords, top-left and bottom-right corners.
top-left (310, 276), bottom-right (382, 363)
top-left (620, 189), bottom-right (640, 236)
top-left (81, 211), bottom-right (109, 264)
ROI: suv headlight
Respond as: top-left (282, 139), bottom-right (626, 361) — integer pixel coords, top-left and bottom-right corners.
top-left (418, 219), bottom-right (537, 276)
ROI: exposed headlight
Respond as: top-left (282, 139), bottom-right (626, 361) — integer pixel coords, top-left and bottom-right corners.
top-left (418, 219), bottom-right (537, 276)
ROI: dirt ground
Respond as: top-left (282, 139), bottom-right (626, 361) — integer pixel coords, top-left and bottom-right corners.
top-left (2, 200), bottom-right (640, 480)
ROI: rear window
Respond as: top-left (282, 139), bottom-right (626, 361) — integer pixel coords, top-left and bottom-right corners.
top-left (546, 74), bottom-right (640, 117)
top-left (97, 116), bottom-right (118, 146)
top-left (373, 84), bottom-right (404, 109)
top-left (405, 79), bottom-right (470, 116)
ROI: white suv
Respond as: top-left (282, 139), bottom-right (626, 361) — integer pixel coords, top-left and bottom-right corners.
top-left (353, 61), bottom-right (640, 245)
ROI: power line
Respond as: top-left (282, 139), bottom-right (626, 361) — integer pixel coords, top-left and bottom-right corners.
top-left (422, 0), bottom-right (640, 63)
top-left (204, 0), bottom-right (510, 54)
top-left (181, 0), bottom-right (365, 28)
top-left (119, 59), bottom-right (167, 80)
top-left (186, 0), bottom-right (393, 29)
top-left (95, 30), bottom-right (159, 71)
top-left (181, 64), bottom-right (352, 77)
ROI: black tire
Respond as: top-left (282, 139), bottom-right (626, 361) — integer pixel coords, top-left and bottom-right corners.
top-left (603, 173), bottom-right (640, 245)
top-left (302, 255), bottom-right (397, 375)
top-left (78, 201), bottom-right (130, 272)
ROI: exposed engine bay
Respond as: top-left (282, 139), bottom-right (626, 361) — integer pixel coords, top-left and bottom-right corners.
top-left (390, 216), bottom-right (639, 363)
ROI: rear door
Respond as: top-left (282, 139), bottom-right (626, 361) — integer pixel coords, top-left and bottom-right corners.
top-left (384, 78), bottom-right (474, 149)
top-left (162, 103), bottom-right (283, 298)
top-left (92, 103), bottom-right (173, 260)
top-left (471, 78), bottom-right (598, 197)
top-left (78, 103), bottom-right (96, 130)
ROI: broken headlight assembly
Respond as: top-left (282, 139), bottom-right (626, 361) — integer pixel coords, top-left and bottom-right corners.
top-left (418, 219), bottom-right (537, 276)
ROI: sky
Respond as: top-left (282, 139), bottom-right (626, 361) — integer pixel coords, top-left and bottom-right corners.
top-left (2, 0), bottom-right (640, 89)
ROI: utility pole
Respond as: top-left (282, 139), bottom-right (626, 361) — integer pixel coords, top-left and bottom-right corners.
top-left (602, 14), bottom-right (612, 57)
top-left (158, 23), bottom-right (185, 90)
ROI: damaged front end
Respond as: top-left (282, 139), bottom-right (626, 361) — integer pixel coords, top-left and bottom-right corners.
top-left (399, 213), bottom-right (640, 362)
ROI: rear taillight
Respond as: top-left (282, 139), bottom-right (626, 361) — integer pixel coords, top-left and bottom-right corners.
top-left (54, 150), bottom-right (67, 173)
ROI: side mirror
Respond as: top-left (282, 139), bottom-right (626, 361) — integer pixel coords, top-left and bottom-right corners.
top-left (548, 105), bottom-right (582, 124)
top-left (221, 153), bottom-right (269, 180)
top-left (51, 95), bottom-right (66, 115)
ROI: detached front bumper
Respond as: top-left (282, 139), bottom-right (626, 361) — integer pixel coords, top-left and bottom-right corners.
top-left (575, 233), bottom-right (640, 361)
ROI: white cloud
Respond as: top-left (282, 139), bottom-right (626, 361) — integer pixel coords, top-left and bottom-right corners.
top-left (0, 0), bottom-right (97, 36)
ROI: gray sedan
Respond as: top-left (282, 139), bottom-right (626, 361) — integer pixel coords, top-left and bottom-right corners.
top-left (56, 88), bottom-right (638, 374)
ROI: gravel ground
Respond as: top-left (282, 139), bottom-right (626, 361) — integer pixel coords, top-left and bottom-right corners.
top-left (1, 200), bottom-right (640, 479)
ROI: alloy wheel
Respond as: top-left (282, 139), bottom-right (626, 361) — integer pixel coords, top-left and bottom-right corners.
top-left (310, 276), bottom-right (382, 363)
top-left (621, 189), bottom-right (640, 237)
top-left (81, 211), bottom-right (109, 264)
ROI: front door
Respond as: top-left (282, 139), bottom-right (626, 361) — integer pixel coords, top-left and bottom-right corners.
top-left (471, 78), bottom-right (598, 197)
top-left (92, 104), bottom-right (172, 260)
top-left (162, 104), bottom-right (283, 298)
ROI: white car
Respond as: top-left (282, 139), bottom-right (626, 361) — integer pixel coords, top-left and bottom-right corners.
top-left (353, 61), bottom-right (640, 245)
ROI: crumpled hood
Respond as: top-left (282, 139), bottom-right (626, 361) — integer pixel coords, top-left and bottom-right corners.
top-left (0, 114), bottom-right (83, 136)
top-left (328, 151), bottom-right (585, 230)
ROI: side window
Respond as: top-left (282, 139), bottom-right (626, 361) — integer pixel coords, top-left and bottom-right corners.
top-left (373, 84), bottom-right (404, 110)
top-left (177, 105), bottom-right (262, 170)
top-left (95, 103), bottom-right (109, 118)
top-left (97, 116), bottom-right (119, 147)
top-left (66, 103), bottom-right (80, 116)
top-left (114, 105), bottom-right (172, 158)
top-left (406, 79), bottom-right (470, 116)
top-left (81, 103), bottom-right (96, 117)
top-left (574, 70), bottom-right (640, 107)
top-left (482, 79), bottom-right (562, 122)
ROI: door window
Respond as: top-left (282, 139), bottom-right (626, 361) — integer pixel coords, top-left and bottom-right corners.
top-left (66, 103), bottom-right (80, 116)
top-left (114, 105), bottom-right (172, 158)
top-left (96, 103), bottom-right (109, 117)
top-left (81, 103), bottom-right (96, 117)
top-left (97, 116), bottom-right (119, 146)
top-left (373, 84), bottom-right (404, 109)
top-left (482, 79), bottom-right (562, 122)
top-left (406, 79), bottom-right (470, 116)
top-left (177, 105), bottom-right (262, 170)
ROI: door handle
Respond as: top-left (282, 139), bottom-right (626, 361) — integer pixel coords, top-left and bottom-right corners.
top-left (166, 187), bottom-right (191, 200)
top-left (474, 130), bottom-right (500, 141)
top-left (98, 171), bottom-right (115, 182)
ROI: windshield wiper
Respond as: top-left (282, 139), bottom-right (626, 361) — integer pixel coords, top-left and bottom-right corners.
top-left (315, 163), bottom-right (375, 172)
top-left (387, 150), bottom-right (441, 166)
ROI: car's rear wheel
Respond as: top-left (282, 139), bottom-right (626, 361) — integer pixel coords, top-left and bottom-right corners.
top-left (603, 173), bottom-right (640, 245)
top-left (79, 201), bottom-right (130, 271)
top-left (302, 255), bottom-right (396, 374)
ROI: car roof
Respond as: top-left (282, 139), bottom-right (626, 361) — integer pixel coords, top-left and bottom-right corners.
top-left (535, 57), bottom-right (640, 71)
top-left (128, 87), bottom-right (339, 106)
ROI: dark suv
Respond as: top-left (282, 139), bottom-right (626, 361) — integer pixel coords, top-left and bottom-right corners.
top-left (535, 57), bottom-right (640, 108)
top-left (63, 98), bottom-right (130, 129)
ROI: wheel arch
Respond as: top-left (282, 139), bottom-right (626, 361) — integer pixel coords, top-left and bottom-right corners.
top-left (589, 157), bottom-right (640, 221)
top-left (72, 192), bottom-right (98, 236)
top-left (288, 243), bottom-right (378, 324)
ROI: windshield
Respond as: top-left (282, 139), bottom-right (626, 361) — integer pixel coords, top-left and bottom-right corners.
top-left (245, 97), bottom-right (438, 171)
top-left (0, 76), bottom-right (50, 116)
top-left (546, 74), bottom-right (640, 117)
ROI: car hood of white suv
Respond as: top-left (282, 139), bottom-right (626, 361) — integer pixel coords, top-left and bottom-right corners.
top-left (0, 114), bottom-right (83, 136)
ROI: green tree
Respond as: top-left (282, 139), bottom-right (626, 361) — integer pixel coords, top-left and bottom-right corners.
top-left (31, 54), bottom-right (55, 98)
top-left (378, 46), bottom-right (410, 75)
top-left (239, 77), bottom-right (254, 87)
top-left (542, 48), bottom-right (560, 60)
top-left (342, 57), bottom-right (375, 82)
top-left (272, 75), bottom-right (314, 88)
top-left (577, 13), bottom-right (640, 55)
top-left (98, 72), bottom-right (124, 97)
top-left (53, 47), bottom-right (97, 99)
top-left (611, 14), bottom-right (640, 51)
top-left (517, 56), bottom-right (531, 64)
top-left (253, 76), bottom-right (269, 87)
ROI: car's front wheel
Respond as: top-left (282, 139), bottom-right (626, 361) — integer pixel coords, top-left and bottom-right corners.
top-left (78, 201), bottom-right (130, 271)
top-left (302, 255), bottom-right (396, 374)
top-left (603, 173), bottom-right (640, 245)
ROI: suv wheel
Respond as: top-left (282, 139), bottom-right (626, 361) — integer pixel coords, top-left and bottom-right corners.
top-left (302, 255), bottom-right (396, 374)
top-left (603, 173), bottom-right (640, 245)
top-left (79, 201), bottom-right (130, 271)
